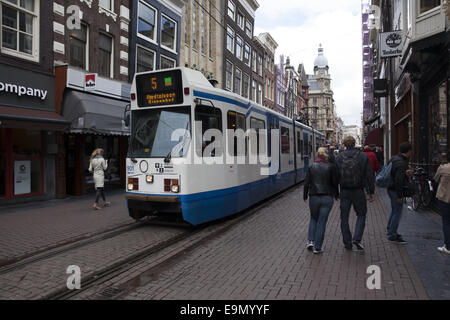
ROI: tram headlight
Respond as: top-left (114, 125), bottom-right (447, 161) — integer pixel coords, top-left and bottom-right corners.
top-left (171, 185), bottom-right (179, 193)
top-left (146, 175), bottom-right (154, 183)
top-left (127, 183), bottom-right (134, 191)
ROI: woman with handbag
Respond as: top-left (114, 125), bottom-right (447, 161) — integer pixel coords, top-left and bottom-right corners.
top-left (89, 148), bottom-right (111, 210)
top-left (303, 147), bottom-right (339, 254)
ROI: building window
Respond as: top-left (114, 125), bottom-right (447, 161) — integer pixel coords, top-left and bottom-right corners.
top-left (200, 0), bottom-right (205, 53)
top-left (419, 0), bottom-right (441, 14)
top-left (208, 0), bottom-right (212, 58)
top-left (227, 0), bottom-right (235, 20)
top-left (98, 33), bottom-right (113, 77)
top-left (137, 0), bottom-right (157, 42)
top-left (160, 55), bottom-right (175, 69)
top-left (234, 67), bottom-right (241, 95)
top-left (235, 35), bottom-right (243, 60)
top-left (226, 26), bottom-right (234, 53)
top-left (192, 0), bottom-right (196, 49)
top-left (225, 60), bottom-right (233, 91)
top-left (99, 0), bottom-right (113, 11)
top-left (251, 80), bottom-right (256, 101)
top-left (244, 43), bottom-right (250, 66)
top-left (136, 45), bottom-right (155, 73)
top-left (161, 14), bottom-right (177, 51)
top-left (1, 0), bottom-right (39, 61)
top-left (237, 11), bottom-right (244, 29)
top-left (245, 20), bottom-right (252, 38)
top-left (257, 83), bottom-right (262, 104)
top-left (242, 73), bottom-right (250, 99)
top-left (69, 23), bottom-right (88, 70)
top-left (252, 50), bottom-right (256, 72)
top-left (258, 55), bottom-right (263, 76)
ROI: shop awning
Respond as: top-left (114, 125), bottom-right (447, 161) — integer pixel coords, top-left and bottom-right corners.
top-left (62, 90), bottom-right (129, 136)
top-left (364, 128), bottom-right (383, 146)
top-left (0, 106), bottom-right (70, 131)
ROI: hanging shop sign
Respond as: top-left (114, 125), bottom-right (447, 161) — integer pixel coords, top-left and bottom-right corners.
top-left (14, 160), bottom-right (31, 195)
top-left (380, 31), bottom-right (403, 58)
top-left (374, 79), bottom-right (388, 97)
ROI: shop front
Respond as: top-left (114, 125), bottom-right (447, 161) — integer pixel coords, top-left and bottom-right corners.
top-left (59, 67), bottom-right (130, 196)
top-left (0, 65), bottom-right (70, 204)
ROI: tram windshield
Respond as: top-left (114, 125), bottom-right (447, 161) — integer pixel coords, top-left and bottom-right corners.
top-left (129, 106), bottom-right (191, 158)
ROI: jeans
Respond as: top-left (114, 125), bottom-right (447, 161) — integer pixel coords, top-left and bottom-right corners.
top-left (95, 187), bottom-right (106, 204)
top-left (308, 196), bottom-right (334, 250)
top-left (438, 200), bottom-right (450, 248)
top-left (340, 189), bottom-right (367, 245)
top-left (387, 189), bottom-right (403, 240)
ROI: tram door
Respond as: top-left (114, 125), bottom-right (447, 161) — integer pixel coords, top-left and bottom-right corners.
top-left (303, 132), bottom-right (309, 170)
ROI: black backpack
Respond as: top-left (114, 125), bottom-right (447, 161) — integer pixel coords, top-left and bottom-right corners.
top-left (339, 151), bottom-right (362, 188)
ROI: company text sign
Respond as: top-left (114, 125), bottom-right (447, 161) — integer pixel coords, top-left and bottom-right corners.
top-left (380, 31), bottom-right (403, 58)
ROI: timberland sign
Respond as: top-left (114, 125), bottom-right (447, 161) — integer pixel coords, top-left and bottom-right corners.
top-left (380, 31), bottom-right (403, 58)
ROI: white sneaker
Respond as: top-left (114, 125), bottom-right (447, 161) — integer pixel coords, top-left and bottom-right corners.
top-left (306, 241), bottom-right (314, 251)
top-left (437, 245), bottom-right (450, 255)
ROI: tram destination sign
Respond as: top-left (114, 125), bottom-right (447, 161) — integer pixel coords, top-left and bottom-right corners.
top-left (136, 70), bottom-right (183, 107)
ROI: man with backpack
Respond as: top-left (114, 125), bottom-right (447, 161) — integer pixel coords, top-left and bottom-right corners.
top-left (336, 136), bottom-right (375, 251)
top-left (386, 142), bottom-right (414, 244)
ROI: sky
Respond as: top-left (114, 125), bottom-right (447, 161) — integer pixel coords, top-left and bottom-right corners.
top-left (254, 0), bottom-right (363, 126)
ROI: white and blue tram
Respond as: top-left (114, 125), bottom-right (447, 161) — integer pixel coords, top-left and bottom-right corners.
top-left (125, 68), bottom-right (324, 225)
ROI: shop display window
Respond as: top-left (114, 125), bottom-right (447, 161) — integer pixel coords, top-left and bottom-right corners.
top-left (0, 128), bottom-right (5, 197)
top-left (11, 129), bottom-right (43, 196)
top-left (429, 81), bottom-right (448, 166)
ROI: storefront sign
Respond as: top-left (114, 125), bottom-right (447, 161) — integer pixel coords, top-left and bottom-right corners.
top-left (14, 161), bottom-right (31, 195)
top-left (380, 31), bottom-right (403, 58)
top-left (85, 74), bottom-right (96, 91)
top-left (0, 81), bottom-right (48, 100)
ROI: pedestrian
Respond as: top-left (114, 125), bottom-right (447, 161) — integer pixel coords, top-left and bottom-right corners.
top-left (386, 142), bottom-right (414, 244)
top-left (336, 136), bottom-right (375, 251)
top-left (304, 147), bottom-right (339, 254)
top-left (89, 148), bottom-right (111, 210)
top-left (364, 146), bottom-right (381, 174)
top-left (328, 145), bottom-right (336, 164)
top-left (376, 146), bottom-right (384, 166)
top-left (433, 152), bottom-right (450, 255)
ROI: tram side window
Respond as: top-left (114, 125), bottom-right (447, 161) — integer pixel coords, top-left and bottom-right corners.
top-left (296, 131), bottom-right (302, 155)
top-left (195, 105), bottom-right (223, 157)
top-left (309, 137), bottom-right (313, 156)
top-left (250, 117), bottom-right (266, 156)
top-left (281, 126), bottom-right (290, 154)
top-left (227, 111), bottom-right (247, 156)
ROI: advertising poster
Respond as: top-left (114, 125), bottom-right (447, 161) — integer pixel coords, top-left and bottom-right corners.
top-left (14, 160), bottom-right (31, 195)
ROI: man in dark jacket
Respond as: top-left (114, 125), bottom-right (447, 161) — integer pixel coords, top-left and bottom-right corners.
top-left (328, 146), bottom-right (336, 164)
top-left (336, 136), bottom-right (375, 251)
top-left (387, 142), bottom-right (413, 244)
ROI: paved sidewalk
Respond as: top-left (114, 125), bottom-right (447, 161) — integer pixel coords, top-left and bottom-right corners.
top-left (380, 192), bottom-right (450, 300)
top-left (124, 186), bottom-right (433, 300)
top-left (0, 189), bottom-right (131, 265)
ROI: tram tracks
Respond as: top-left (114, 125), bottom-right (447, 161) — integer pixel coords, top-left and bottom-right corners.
top-left (45, 185), bottom-right (299, 300)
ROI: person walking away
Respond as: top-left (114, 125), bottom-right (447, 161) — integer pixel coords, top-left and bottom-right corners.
top-left (433, 153), bottom-right (450, 254)
top-left (328, 146), bottom-right (336, 164)
top-left (387, 142), bottom-right (414, 244)
top-left (336, 136), bottom-right (375, 251)
top-left (376, 146), bottom-right (384, 166)
top-left (364, 146), bottom-right (381, 174)
top-left (304, 147), bottom-right (339, 254)
top-left (89, 148), bottom-right (111, 210)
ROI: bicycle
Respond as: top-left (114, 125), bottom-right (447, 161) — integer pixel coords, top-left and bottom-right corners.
top-left (409, 165), bottom-right (434, 211)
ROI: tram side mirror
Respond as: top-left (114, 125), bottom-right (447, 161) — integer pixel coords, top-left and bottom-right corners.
top-left (124, 112), bottom-right (130, 127)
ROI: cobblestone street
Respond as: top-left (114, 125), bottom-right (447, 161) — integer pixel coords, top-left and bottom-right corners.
top-left (123, 185), bottom-right (448, 300)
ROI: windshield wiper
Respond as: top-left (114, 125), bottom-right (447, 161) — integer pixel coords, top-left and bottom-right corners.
top-left (164, 150), bottom-right (172, 163)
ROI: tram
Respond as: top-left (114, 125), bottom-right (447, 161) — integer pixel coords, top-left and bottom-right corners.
top-left (125, 68), bottom-right (324, 225)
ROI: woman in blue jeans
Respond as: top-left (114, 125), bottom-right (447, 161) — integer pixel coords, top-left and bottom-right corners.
top-left (303, 147), bottom-right (339, 254)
